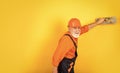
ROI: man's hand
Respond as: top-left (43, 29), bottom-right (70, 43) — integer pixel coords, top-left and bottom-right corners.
top-left (52, 67), bottom-right (58, 73)
top-left (95, 18), bottom-right (105, 25)
top-left (88, 18), bottom-right (105, 29)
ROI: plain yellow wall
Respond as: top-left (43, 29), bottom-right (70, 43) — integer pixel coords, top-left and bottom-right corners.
top-left (0, 0), bottom-right (120, 73)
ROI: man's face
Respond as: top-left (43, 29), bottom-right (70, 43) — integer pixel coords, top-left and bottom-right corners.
top-left (69, 27), bottom-right (81, 38)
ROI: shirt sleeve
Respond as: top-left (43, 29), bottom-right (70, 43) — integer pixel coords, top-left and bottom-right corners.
top-left (80, 25), bottom-right (89, 35)
top-left (52, 36), bottom-right (72, 67)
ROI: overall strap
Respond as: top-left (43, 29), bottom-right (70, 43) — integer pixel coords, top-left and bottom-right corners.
top-left (64, 34), bottom-right (78, 57)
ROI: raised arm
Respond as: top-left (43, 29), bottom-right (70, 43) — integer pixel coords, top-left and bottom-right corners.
top-left (88, 18), bottom-right (105, 30)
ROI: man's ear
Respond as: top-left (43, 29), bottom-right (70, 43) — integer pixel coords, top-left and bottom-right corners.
top-left (68, 27), bottom-right (71, 32)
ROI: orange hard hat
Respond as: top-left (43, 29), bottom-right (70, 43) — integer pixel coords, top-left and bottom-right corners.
top-left (68, 18), bottom-right (81, 27)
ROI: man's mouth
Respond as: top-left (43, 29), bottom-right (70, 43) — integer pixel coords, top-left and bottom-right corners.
top-left (75, 32), bottom-right (80, 34)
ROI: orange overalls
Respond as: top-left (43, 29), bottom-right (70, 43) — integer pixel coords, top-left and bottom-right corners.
top-left (52, 25), bottom-right (89, 73)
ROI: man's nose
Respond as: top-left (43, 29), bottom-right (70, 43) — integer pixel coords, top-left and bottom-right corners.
top-left (76, 28), bottom-right (80, 31)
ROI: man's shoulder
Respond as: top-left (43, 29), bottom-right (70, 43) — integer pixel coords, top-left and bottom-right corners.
top-left (59, 32), bottom-right (71, 42)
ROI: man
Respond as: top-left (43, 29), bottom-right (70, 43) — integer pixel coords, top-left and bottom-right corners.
top-left (52, 18), bottom-right (105, 73)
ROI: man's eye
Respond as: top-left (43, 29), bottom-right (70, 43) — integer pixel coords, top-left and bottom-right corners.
top-left (73, 27), bottom-right (80, 29)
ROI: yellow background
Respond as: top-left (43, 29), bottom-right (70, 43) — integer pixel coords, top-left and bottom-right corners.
top-left (0, 0), bottom-right (120, 73)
